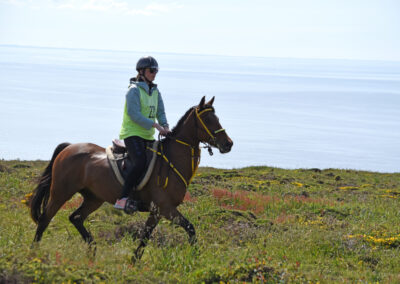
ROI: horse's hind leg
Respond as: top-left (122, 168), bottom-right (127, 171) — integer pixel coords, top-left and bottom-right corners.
top-left (33, 192), bottom-right (71, 243)
top-left (33, 172), bottom-right (87, 244)
top-left (69, 190), bottom-right (103, 244)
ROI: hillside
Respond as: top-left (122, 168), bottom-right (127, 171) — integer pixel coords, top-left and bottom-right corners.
top-left (1, 160), bottom-right (400, 283)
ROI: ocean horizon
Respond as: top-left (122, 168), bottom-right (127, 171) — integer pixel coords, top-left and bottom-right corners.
top-left (1, 45), bottom-right (399, 172)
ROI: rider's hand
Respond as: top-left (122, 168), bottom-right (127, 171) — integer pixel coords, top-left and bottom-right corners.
top-left (153, 123), bottom-right (170, 136)
top-left (164, 126), bottom-right (171, 135)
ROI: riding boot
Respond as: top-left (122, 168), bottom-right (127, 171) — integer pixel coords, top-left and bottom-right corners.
top-left (124, 187), bottom-right (142, 214)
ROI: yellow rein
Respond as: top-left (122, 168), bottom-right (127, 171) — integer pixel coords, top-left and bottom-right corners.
top-left (147, 107), bottom-right (225, 189)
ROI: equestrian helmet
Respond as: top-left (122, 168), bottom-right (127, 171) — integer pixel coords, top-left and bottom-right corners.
top-left (136, 56), bottom-right (159, 71)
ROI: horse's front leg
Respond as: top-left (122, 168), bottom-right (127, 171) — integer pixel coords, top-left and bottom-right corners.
top-left (133, 210), bottom-right (160, 262)
top-left (164, 207), bottom-right (197, 245)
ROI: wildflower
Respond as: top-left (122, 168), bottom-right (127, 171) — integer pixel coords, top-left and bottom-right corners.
top-left (348, 233), bottom-right (400, 248)
top-left (381, 194), bottom-right (397, 199)
top-left (360, 184), bottom-right (372, 188)
top-left (338, 186), bottom-right (359, 190)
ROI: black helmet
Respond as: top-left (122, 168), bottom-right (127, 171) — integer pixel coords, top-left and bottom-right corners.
top-left (136, 56), bottom-right (158, 71)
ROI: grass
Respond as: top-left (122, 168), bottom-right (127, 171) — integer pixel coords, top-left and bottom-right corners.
top-left (1, 160), bottom-right (400, 283)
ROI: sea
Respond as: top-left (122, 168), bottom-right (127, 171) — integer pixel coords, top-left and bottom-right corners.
top-left (0, 45), bottom-right (399, 172)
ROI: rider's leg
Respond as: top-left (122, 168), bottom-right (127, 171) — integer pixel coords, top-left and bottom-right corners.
top-left (114, 136), bottom-right (147, 210)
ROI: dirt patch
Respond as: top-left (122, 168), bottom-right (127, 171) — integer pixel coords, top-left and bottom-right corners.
top-left (279, 177), bottom-right (295, 184)
top-left (0, 269), bottom-right (33, 284)
top-left (151, 225), bottom-right (187, 247)
top-left (98, 221), bottom-right (143, 242)
top-left (308, 168), bottom-right (322, 173)
top-left (223, 220), bottom-right (260, 244)
top-left (320, 208), bottom-right (349, 220)
top-left (13, 164), bottom-right (31, 169)
top-left (0, 164), bottom-right (12, 173)
top-left (201, 262), bottom-right (281, 283)
top-left (207, 209), bottom-right (265, 244)
top-left (98, 221), bottom-right (187, 247)
top-left (359, 255), bottom-right (380, 269)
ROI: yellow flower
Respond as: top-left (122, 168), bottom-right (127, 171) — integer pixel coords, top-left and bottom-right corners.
top-left (361, 184), bottom-right (372, 188)
top-left (381, 194), bottom-right (397, 199)
top-left (338, 186), bottom-right (359, 190)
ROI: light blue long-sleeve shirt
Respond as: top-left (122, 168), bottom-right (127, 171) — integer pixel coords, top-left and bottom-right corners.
top-left (125, 80), bottom-right (168, 130)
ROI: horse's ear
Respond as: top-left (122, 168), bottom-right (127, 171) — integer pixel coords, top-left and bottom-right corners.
top-left (206, 96), bottom-right (215, 106)
top-left (199, 96), bottom-right (206, 108)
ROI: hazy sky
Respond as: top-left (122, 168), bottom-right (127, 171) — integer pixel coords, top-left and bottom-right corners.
top-left (1, 0), bottom-right (399, 60)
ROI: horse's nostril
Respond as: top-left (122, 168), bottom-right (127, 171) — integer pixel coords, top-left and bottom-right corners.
top-left (223, 141), bottom-right (233, 151)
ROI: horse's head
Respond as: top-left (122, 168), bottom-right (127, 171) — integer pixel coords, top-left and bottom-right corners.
top-left (194, 96), bottom-right (233, 154)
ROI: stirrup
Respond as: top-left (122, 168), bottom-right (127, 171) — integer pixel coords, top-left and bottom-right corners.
top-left (124, 199), bottom-right (140, 214)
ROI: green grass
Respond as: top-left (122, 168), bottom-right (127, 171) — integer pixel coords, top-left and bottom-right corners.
top-left (1, 160), bottom-right (400, 283)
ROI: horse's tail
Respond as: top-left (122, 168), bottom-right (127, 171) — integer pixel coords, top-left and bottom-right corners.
top-left (30, 142), bottom-right (71, 224)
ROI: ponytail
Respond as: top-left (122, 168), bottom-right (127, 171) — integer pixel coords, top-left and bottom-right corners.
top-left (129, 70), bottom-right (154, 88)
top-left (128, 72), bottom-right (142, 87)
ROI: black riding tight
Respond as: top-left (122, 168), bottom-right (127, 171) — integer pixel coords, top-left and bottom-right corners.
top-left (120, 136), bottom-right (151, 199)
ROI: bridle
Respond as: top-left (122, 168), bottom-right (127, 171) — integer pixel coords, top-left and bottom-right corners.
top-left (194, 107), bottom-right (225, 155)
top-left (195, 107), bottom-right (225, 140)
top-left (151, 106), bottom-right (227, 189)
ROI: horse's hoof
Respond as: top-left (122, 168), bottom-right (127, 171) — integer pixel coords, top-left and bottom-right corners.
top-left (131, 248), bottom-right (144, 263)
top-left (30, 241), bottom-right (40, 249)
top-left (189, 236), bottom-right (197, 246)
top-left (131, 254), bottom-right (140, 264)
top-left (88, 242), bottom-right (97, 258)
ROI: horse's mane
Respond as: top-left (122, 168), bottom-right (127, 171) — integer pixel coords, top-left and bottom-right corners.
top-left (170, 106), bottom-right (196, 137)
top-left (164, 104), bottom-right (215, 141)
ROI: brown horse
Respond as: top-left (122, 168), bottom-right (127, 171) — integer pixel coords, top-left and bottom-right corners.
top-left (30, 96), bottom-right (233, 260)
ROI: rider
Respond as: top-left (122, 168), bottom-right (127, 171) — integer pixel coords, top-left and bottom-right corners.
top-left (114, 56), bottom-right (170, 212)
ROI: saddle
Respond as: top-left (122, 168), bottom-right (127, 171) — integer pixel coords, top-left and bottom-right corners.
top-left (106, 139), bottom-right (159, 190)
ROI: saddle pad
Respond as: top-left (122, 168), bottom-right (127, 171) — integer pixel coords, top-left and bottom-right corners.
top-left (106, 141), bottom-right (159, 190)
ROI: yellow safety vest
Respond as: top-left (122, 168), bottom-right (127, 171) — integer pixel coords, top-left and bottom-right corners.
top-left (120, 87), bottom-right (159, 140)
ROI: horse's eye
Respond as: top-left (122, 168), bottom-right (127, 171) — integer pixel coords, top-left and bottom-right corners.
top-left (204, 116), bottom-right (212, 123)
